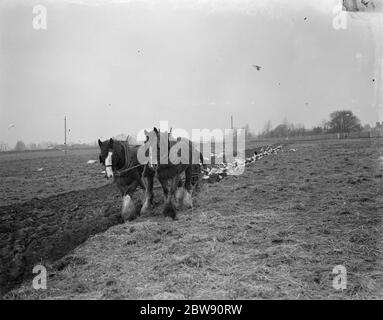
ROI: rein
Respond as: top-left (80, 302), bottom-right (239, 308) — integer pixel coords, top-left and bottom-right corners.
top-left (114, 163), bottom-right (144, 176)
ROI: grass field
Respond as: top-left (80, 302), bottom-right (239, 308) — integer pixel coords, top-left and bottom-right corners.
top-left (1, 138), bottom-right (383, 299)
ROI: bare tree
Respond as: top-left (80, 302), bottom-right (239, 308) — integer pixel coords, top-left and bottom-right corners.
top-left (243, 124), bottom-right (254, 140)
top-left (263, 120), bottom-right (272, 134)
top-left (14, 140), bottom-right (27, 151)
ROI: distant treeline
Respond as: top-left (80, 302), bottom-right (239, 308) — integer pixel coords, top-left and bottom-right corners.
top-left (2, 111), bottom-right (382, 152)
top-left (0, 133), bottom-right (138, 152)
top-left (255, 110), bottom-right (383, 139)
top-left (0, 140), bottom-right (99, 152)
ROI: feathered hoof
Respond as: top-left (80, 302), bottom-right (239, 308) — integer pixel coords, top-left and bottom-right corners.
top-left (175, 188), bottom-right (185, 209)
top-left (163, 202), bottom-right (177, 220)
top-left (123, 210), bottom-right (139, 222)
top-left (183, 190), bottom-right (193, 209)
top-left (121, 195), bottom-right (138, 222)
top-left (140, 201), bottom-right (152, 216)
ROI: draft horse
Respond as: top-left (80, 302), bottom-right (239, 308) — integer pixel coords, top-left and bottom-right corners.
top-left (98, 138), bottom-right (145, 221)
top-left (140, 127), bottom-right (203, 219)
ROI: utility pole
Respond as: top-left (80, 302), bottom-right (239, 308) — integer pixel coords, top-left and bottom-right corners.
top-left (64, 116), bottom-right (67, 154)
top-left (340, 114), bottom-right (343, 139)
top-left (231, 115), bottom-right (233, 129)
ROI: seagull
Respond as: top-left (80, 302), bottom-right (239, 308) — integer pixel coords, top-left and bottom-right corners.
top-left (252, 65), bottom-right (261, 71)
top-left (8, 124), bottom-right (15, 130)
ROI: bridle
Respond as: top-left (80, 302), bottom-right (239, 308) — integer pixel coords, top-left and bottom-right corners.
top-left (102, 149), bottom-right (114, 179)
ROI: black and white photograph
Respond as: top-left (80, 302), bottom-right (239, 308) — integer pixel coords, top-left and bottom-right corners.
top-left (0, 0), bottom-right (383, 302)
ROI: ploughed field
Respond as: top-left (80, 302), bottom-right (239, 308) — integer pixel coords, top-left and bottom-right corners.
top-left (0, 149), bottom-right (107, 206)
top-left (1, 139), bottom-right (383, 299)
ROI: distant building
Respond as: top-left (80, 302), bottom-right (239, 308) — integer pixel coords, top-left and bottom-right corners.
top-left (372, 121), bottom-right (383, 137)
top-left (0, 141), bottom-right (10, 152)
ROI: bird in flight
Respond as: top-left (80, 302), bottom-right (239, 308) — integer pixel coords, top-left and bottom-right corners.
top-left (252, 65), bottom-right (261, 71)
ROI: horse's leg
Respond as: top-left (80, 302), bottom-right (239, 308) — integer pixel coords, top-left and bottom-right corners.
top-left (141, 170), bottom-right (154, 215)
top-left (162, 175), bottom-right (178, 219)
top-left (158, 175), bottom-right (169, 203)
top-left (133, 170), bottom-right (146, 190)
top-left (121, 180), bottom-right (139, 222)
top-left (182, 165), bottom-right (193, 208)
top-left (113, 178), bottom-right (127, 222)
top-left (114, 177), bottom-right (126, 197)
top-left (174, 171), bottom-right (186, 209)
top-left (138, 176), bottom-right (146, 190)
top-left (191, 164), bottom-right (202, 193)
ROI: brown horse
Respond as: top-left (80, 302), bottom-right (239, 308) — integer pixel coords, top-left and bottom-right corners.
top-left (98, 138), bottom-right (145, 221)
top-left (140, 128), bottom-right (203, 219)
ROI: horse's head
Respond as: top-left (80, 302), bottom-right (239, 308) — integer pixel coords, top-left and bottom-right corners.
top-left (98, 138), bottom-right (114, 179)
top-left (143, 127), bottom-right (170, 167)
top-left (144, 127), bottom-right (159, 143)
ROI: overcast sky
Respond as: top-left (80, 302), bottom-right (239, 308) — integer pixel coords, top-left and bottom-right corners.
top-left (0, 0), bottom-right (381, 146)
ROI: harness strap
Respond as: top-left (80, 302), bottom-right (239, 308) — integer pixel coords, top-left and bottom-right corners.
top-left (113, 142), bottom-right (144, 177)
top-left (114, 163), bottom-right (144, 176)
